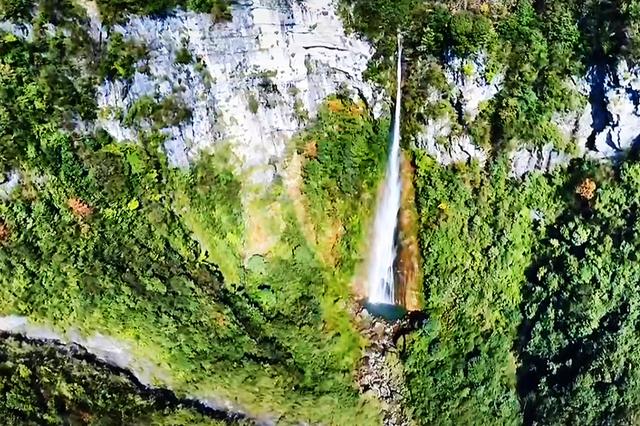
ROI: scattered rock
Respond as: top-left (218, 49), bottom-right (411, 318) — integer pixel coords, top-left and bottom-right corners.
top-left (354, 307), bottom-right (411, 426)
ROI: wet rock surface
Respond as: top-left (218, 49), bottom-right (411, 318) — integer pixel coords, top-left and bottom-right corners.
top-left (354, 307), bottom-right (412, 426)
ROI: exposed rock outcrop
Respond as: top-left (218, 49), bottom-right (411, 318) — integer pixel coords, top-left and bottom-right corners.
top-left (0, 21), bottom-right (33, 39)
top-left (0, 171), bottom-right (20, 199)
top-left (415, 53), bottom-right (500, 166)
top-left (417, 55), bottom-right (640, 176)
top-left (443, 52), bottom-right (504, 123)
top-left (95, 0), bottom-right (382, 183)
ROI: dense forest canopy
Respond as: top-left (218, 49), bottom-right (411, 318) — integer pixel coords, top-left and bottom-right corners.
top-left (2, 0), bottom-right (640, 424)
top-left (341, 0), bottom-right (640, 424)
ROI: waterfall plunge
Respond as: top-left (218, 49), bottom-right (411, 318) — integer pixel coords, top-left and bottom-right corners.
top-left (367, 38), bottom-right (403, 306)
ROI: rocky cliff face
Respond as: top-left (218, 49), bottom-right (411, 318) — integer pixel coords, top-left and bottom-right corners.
top-left (415, 54), bottom-right (500, 166)
top-left (94, 0), bottom-right (381, 183)
top-left (417, 55), bottom-right (640, 176)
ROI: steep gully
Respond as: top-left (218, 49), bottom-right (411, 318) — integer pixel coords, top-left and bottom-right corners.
top-left (0, 331), bottom-right (251, 424)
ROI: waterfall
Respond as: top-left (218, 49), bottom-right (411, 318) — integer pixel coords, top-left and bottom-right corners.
top-left (367, 36), bottom-right (403, 306)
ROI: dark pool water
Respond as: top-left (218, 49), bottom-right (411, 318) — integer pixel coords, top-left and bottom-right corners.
top-left (365, 302), bottom-right (407, 322)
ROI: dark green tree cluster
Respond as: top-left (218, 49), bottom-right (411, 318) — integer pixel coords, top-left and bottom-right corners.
top-left (404, 151), bottom-right (640, 424)
top-left (0, 337), bottom-right (227, 425)
top-left (95, 0), bottom-right (231, 23)
top-left (519, 160), bottom-right (640, 424)
top-left (0, 0), bottom-right (232, 25)
top-left (403, 153), bottom-right (548, 425)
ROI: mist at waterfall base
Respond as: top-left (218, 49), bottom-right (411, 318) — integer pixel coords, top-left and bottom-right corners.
top-left (365, 39), bottom-right (406, 322)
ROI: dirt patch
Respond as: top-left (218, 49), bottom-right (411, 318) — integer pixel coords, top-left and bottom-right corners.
top-left (282, 153), bottom-right (317, 247)
top-left (244, 199), bottom-right (283, 258)
top-left (303, 140), bottom-right (317, 158)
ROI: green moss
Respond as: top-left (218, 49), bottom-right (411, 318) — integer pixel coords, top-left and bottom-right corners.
top-left (247, 93), bottom-right (259, 114)
top-left (175, 46), bottom-right (193, 65)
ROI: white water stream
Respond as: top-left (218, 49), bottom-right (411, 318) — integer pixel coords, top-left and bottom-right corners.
top-left (367, 37), bottom-right (403, 305)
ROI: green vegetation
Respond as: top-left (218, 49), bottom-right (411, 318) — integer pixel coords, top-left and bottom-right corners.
top-left (96, 0), bottom-right (232, 24)
top-left (0, 337), bottom-right (229, 425)
top-left (123, 95), bottom-right (192, 129)
top-left (99, 32), bottom-right (148, 81)
top-left (0, 0), bottom-right (33, 20)
top-left (519, 160), bottom-right (640, 424)
top-left (343, 0), bottom-right (640, 151)
top-left (246, 92), bottom-right (259, 114)
top-left (403, 150), bottom-right (640, 424)
top-left (404, 153), bottom-right (561, 424)
top-left (175, 46), bottom-right (193, 65)
top-left (299, 98), bottom-right (387, 273)
top-left (339, 0), bottom-right (640, 423)
top-left (0, 5), bottom-right (389, 423)
top-left (9, 0), bottom-right (640, 424)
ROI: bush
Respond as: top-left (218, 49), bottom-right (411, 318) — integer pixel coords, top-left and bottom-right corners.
top-left (99, 32), bottom-right (147, 81)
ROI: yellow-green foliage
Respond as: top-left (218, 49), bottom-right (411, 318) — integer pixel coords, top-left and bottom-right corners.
top-left (296, 97), bottom-right (388, 351)
top-left (404, 151), bottom-right (565, 425)
top-left (0, 9), bottom-right (388, 423)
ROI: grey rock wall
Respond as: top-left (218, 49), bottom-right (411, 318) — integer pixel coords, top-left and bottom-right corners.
top-left (94, 0), bottom-right (382, 183)
top-left (417, 56), bottom-right (640, 176)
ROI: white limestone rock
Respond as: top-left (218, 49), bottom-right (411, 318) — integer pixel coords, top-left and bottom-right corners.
top-left (415, 120), bottom-right (487, 165)
top-left (419, 57), bottom-right (640, 176)
top-left (0, 171), bottom-right (20, 199)
top-left (443, 52), bottom-right (504, 122)
top-left (0, 21), bottom-right (33, 39)
top-left (510, 144), bottom-right (572, 178)
top-left (95, 0), bottom-right (382, 183)
top-left (415, 53), bottom-right (501, 167)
